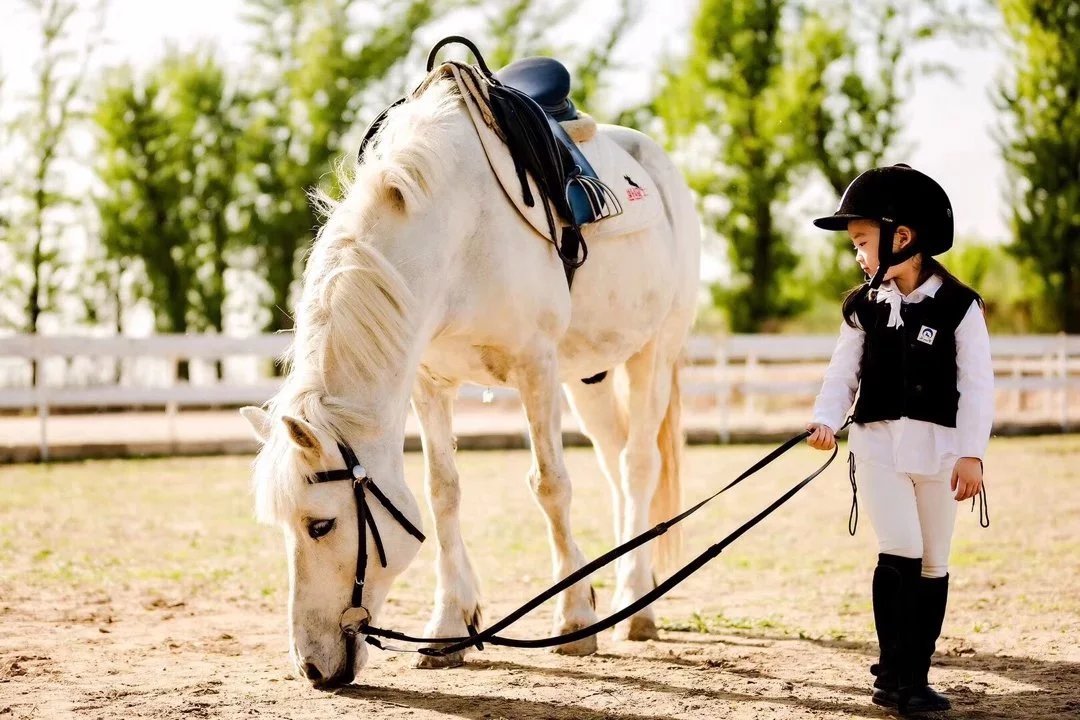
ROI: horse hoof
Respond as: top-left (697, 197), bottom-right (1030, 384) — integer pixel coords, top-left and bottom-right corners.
top-left (551, 621), bottom-right (598, 656)
top-left (552, 634), bottom-right (598, 656)
top-left (415, 651), bottom-right (466, 669)
top-left (612, 615), bottom-right (659, 642)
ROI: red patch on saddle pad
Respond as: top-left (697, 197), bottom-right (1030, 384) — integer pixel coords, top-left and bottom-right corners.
top-left (626, 186), bottom-right (648, 202)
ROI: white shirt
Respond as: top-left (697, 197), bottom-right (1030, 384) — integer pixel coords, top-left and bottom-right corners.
top-left (812, 275), bottom-right (995, 475)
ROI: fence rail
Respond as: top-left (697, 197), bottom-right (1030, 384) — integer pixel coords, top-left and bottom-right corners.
top-left (2, 333), bottom-right (1077, 459)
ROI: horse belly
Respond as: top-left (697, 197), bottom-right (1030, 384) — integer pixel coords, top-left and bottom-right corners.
top-left (556, 228), bottom-right (677, 379)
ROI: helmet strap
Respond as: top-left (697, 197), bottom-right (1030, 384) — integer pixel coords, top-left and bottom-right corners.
top-left (868, 219), bottom-right (897, 290)
top-left (868, 219), bottom-right (922, 291)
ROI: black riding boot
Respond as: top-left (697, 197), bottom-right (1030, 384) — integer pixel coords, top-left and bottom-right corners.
top-left (898, 574), bottom-right (951, 714)
top-left (870, 554), bottom-right (921, 710)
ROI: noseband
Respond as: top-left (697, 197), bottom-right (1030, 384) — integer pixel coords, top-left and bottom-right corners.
top-left (309, 442), bottom-right (425, 643)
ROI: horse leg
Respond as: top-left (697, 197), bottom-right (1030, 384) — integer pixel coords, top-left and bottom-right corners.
top-left (564, 379), bottom-right (629, 545)
top-left (411, 374), bottom-right (483, 669)
top-left (516, 347), bottom-right (599, 656)
top-left (613, 340), bottom-right (678, 641)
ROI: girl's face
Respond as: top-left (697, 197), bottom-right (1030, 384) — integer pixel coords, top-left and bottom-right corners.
top-left (847, 218), bottom-right (915, 281)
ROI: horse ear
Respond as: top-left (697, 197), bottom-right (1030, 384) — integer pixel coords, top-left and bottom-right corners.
top-left (281, 415), bottom-right (321, 452)
top-left (240, 406), bottom-right (272, 443)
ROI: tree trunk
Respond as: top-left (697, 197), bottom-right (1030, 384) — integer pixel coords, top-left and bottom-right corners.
top-left (28, 187), bottom-right (46, 387)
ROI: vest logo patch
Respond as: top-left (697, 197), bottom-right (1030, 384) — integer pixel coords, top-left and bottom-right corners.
top-left (917, 325), bottom-right (938, 345)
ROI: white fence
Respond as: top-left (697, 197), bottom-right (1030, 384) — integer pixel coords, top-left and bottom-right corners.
top-left (1, 333), bottom-right (1078, 459)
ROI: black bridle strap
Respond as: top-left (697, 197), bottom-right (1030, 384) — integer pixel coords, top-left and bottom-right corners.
top-left (309, 442), bottom-right (428, 607)
top-left (312, 444), bottom-right (426, 545)
top-left (365, 481), bottom-right (426, 544)
top-left (364, 503), bottom-right (387, 569)
top-left (362, 422), bottom-right (850, 655)
top-left (353, 481), bottom-right (368, 608)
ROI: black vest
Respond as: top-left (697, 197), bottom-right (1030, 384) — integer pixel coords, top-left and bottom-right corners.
top-left (849, 281), bottom-right (979, 428)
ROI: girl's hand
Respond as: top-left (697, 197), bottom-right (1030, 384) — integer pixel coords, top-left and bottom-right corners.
top-left (951, 457), bottom-right (984, 501)
top-left (806, 423), bottom-right (836, 451)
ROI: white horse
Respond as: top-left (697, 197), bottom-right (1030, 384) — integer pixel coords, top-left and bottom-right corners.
top-left (241, 76), bottom-right (700, 686)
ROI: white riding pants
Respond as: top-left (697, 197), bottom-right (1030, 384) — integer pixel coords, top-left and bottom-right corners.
top-left (857, 455), bottom-right (959, 578)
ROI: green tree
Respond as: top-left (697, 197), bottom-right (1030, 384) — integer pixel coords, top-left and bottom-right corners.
top-left (567, 0), bottom-right (643, 115)
top-left (477, 0), bottom-right (644, 120)
top-left (0, 67), bottom-right (11, 260)
top-left (239, 0), bottom-right (441, 334)
top-left (657, 0), bottom-right (813, 332)
top-left (482, 0), bottom-right (570, 69)
top-left (804, 0), bottom-right (993, 294)
top-left (1, 0), bottom-right (105, 348)
top-left (997, 0), bottom-right (1080, 332)
top-left (94, 51), bottom-right (246, 377)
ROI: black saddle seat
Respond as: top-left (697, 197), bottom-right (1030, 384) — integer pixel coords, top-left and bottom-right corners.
top-left (495, 57), bottom-right (578, 121)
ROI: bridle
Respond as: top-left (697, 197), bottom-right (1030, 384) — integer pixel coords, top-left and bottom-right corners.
top-left (308, 442), bottom-right (425, 666)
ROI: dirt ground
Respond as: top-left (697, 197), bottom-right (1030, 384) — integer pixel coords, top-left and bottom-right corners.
top-left (2, 435), bottom-right (1078, 719)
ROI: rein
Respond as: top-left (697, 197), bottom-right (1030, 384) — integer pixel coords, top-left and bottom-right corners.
top-left (321, 420), bottom-right (852, 657)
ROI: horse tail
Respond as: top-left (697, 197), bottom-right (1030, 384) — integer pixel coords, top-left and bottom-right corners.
top-left (650, 358), bottom-right (684, 577)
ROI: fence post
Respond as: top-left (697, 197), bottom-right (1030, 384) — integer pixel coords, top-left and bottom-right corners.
top-left (717, 339), bottom-right (731, 444)
top-left (746, 349), bottom-right (760, 418)
top-left (34, 336), bottom-right (50, 462)
top-left (1011, 357), bottom-right (1022, 413)
top-left (167, 354), bottom-right (179, 450)
top-left (1059, 333), bottom-right (1069, 433)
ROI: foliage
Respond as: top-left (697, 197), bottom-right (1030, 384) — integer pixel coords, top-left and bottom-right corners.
top-left (997, 0), bottom-right (1080, 332)
top-left (237, 0), bottom-right (442, 333)
top-left (94, 51), bottom-right (246, 345)
top-left (1, 0), bottom-right (106, 338)
top-left (478, 0), bottom-right (644, 120)
top-left (803, 0), bottom-right (994, 293)
top-left (655, 0), bottom-right (997, 331)
top-left (480, 0), bottom-right (570, 69)
top-left (658, 0), bottom-right (813, 332)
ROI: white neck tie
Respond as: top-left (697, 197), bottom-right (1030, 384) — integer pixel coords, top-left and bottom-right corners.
top-left (873, 286), bottom-right (905, 329)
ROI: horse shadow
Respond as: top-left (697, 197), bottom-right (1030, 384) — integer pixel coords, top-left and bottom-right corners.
top-left (638, 631), bottom-right (1079, 719)
top-left (342, 632), bottom-right (1078, 720)
top-left (339, 682), bottom-right (684, 720)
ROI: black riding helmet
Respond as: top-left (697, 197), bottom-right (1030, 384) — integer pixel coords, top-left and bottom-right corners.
top-left (813, 163), bottom-right (954, 289)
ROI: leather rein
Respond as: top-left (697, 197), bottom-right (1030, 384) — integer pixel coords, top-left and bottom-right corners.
top-left (314, 421), bottom-right (852, 658)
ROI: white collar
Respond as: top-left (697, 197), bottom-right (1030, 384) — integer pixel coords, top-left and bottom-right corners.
top-left (878, 274), bottom-right (942, 302)
top-left (873, 275), bottom-right (943, 329)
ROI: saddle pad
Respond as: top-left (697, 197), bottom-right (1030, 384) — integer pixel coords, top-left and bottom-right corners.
top-left (427, 63), bottom-right (664, 245)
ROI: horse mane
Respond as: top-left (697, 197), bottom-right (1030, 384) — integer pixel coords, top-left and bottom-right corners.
top-left (254, 78), bottom-right (464, 524)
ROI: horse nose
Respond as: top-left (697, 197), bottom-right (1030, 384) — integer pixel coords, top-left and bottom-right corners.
top-left (301, 662), bottom-right (323, 682)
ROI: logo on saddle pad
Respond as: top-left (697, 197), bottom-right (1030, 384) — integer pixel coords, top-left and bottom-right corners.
top-left (624, 175), bottom-right (648, 202)
top-left (917, 325), bottom-right (938, 345)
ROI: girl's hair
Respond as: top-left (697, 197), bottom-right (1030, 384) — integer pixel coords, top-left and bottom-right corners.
top-left (841, 253), bottom-right (984, 328)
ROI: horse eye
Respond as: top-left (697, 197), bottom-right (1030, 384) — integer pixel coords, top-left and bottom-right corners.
top-left (308, 519), bottom-right (336, 539)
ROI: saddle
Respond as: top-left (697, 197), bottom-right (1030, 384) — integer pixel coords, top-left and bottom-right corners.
top-left (358, 37), bottom-right (661, 287)
top-left (496, 57), bottom-right (604, 228)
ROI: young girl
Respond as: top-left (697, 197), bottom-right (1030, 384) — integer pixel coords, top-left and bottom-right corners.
top-left (806, 164), bottom-right (994, 715)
